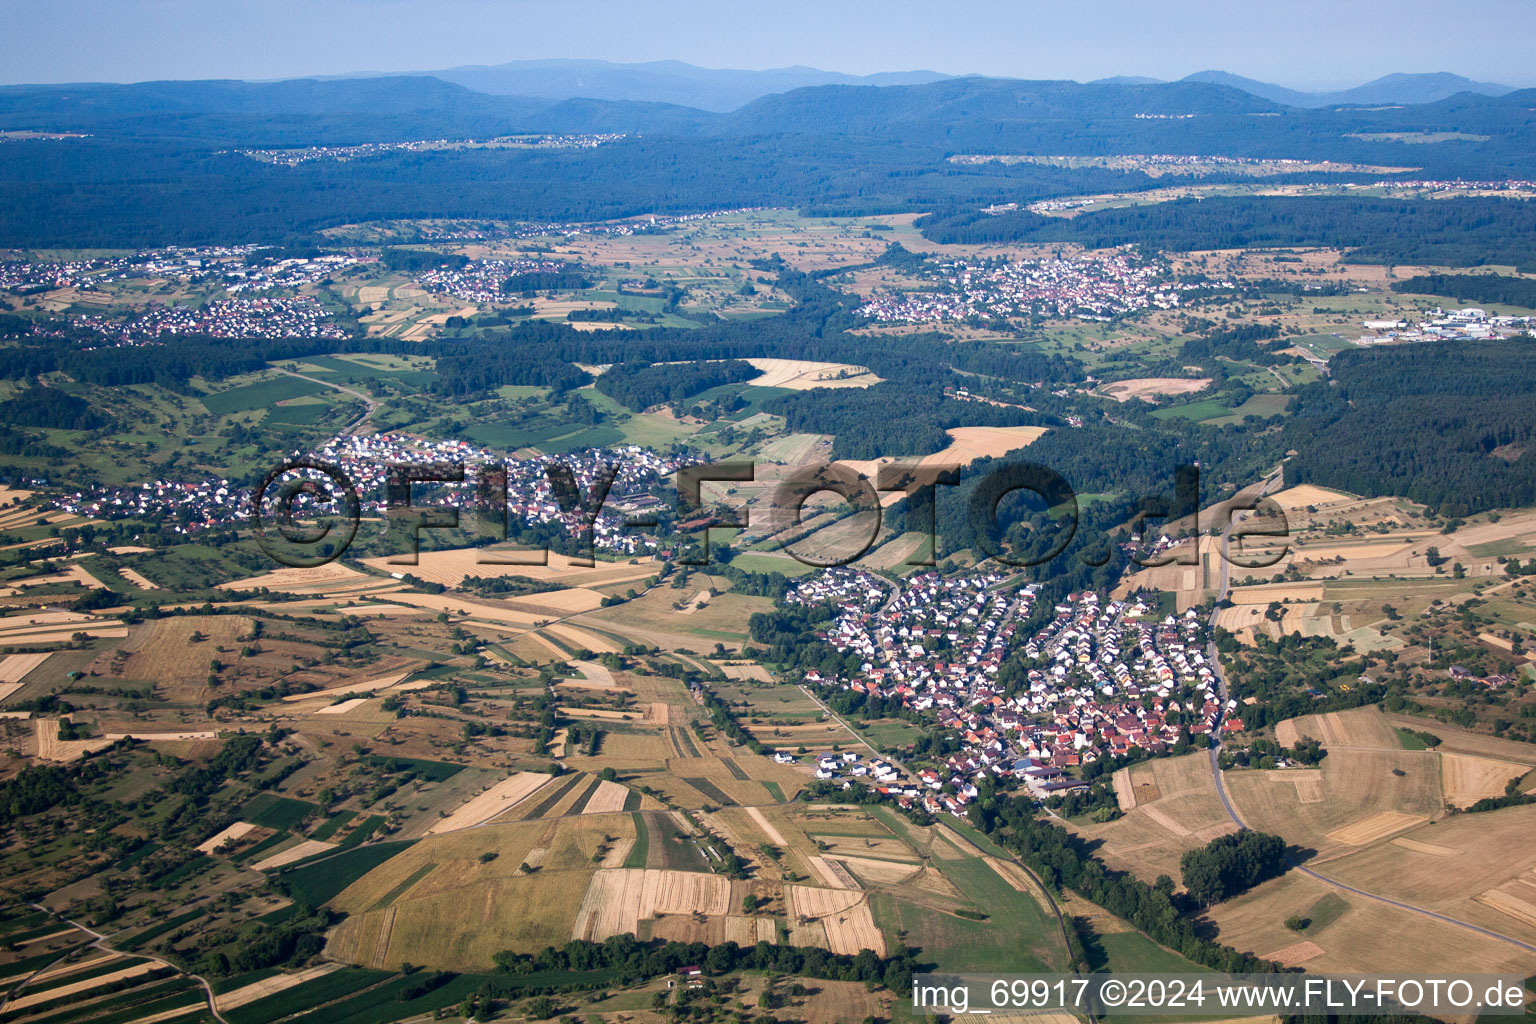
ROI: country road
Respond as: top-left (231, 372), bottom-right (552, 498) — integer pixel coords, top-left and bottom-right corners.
top-left (275, 368), bottom-right (378, 435)
top-left (1203, 473), bottom-right (1536, 956)
top-left (2, 904), bottom-right (230, 1024)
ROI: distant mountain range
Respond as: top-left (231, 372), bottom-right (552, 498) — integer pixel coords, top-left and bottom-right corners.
top-left (338, 60), bottom-right (1515, 113)
top-left (332, 58), bottom-right (951, 113)
top-left (1143, 70), bottom-right (1515, 108)
top-left (1, 68), bottom-right (1528, 150)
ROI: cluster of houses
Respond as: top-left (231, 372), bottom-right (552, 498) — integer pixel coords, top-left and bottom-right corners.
top-left (1369, 177), bottom-right (1536, 195)
top-left (52, 433), bottom-right (679, 554)
top-left (363, 206), bottom-right (766, 246)
top-left (855, 250), bottom-right (1211, 324)
top-left (1, 245), bottom-right (366, 297)
top-left (237, 134), bottom-right (626, 168)
top-left (787, 571), bottom-right (1237, 817)
top-left (74, 296), bottom-right (349, 341)
top-left (773, 748), bottom-right (905, 783)
top-left (415, 257), bottom-right (582, 304)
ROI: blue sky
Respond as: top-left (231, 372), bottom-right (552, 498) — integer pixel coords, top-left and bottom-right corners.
top-left (5, 0), bottom-right (1533, 89)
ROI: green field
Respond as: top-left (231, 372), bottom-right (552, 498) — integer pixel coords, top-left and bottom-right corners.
top-left (276, 841), bottom-right (415, 906)
top-left (726, 553), bottom-right (817, 576)
top-left (1203, 393), bottom-right (1292, 425)
top-left (225, 969), bottom-right (391, 1024)
top-left (199, 375), bottom-right (330, 415)
top-left (242, 793), bottom-right (318, 832)
top-left (624, 811), bottom-right (650, 868)
top-left (1149, 398), bottom-right (1231, 422)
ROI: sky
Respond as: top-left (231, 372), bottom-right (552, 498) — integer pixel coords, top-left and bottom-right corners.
top-left (4, 0), bottom-right (1534, 90)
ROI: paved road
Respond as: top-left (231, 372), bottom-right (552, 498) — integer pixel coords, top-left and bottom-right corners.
top-left (2, 904), bottom-right (230, 1024)
top-left (1203, 473), bottom-right (1536, 955)
top-left (275, 368), bottom-right (378, 435)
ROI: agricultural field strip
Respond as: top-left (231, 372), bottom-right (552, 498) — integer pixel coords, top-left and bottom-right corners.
top-left (214, 963), bottom-right (343, 1011)
top-left (426, 772), bottom-right (553, 833)
top-left (1217, 744), bottom-right (1536, 954)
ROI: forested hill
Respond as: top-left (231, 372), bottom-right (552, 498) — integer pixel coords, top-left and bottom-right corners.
top-left (918, 196), bottom-right (1536, 270)
top-left (2, 75), bottom-right (1535, 246)
top-left (0, 77), bottom-right (718, 142)
top-left (1283, 338), bottom-right (1536, 516)
top-left (714, 77), bottom-right (1280, 133)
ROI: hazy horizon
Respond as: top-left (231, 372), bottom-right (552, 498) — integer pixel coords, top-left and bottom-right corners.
top-left (3, 0), bottom-right (1534, 90)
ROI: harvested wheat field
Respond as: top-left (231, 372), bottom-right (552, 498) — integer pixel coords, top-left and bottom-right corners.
top-left (117, 615), bottom-right (249, 696)
top-left (1318, 805), bottom-right (1536, 945)
top-left (1440, 752), bottom-right (1528, 808)
top-left (1099, 377), bottom-right (1212, 402)
top-left (745, 358), bottom-right (881, 390)
top-left (427, 772), bottom-right (553, 834)
top-left (0, 611), bottom-right (127, 644)
top-left (581, 780), bottom-right (631, 814)
top-left (1274, 705), bottom-right (1402, 750)
top-left (501, 588), bottom-right (605, 615)
top-left (280, 667), bottom-right (417, 703)
top-left (543, 622), bottom-right (623, 654)
top-left (312, 697), bottom-right (370, 716)
top-left (556, 660), bottom-right (621, 691)
top-left (195, 821), bottom-right (257, 854)
top-left (915, 426), bottom-right (1049, 468)
top-left (0, 652), bottom-right (50, 683)
top-left (805, 854), bottom-right (861, 889)
top-left (1475, 882), bottom-right (1536, 930)
top-left (1070, 753), bottom-right (1236, 884)
top-left (1383, 835), bottom-right (1460, 860)
top-left (1326, 810), bottom-right (1428, 846)
top-left (116, 567), bottom-right (158, 590)
top-left (1227, 748), bottom-right (1442, 858)
top-left (217, 562), bottom-right (393, 595)
top-left (1262, 940), bottom-right (1326, 967)
top-left (1209, 867), bottom-right (1533, 976)
top-left (251, 838), bottom-right (337, 871)
top-left (1383, 713), bottom-right (1536, 766)
top-left (215, 963), bottom-right (341, 1012)
top-left (1226, 581), bottom-right (1327, 605)
top-left (744, 805), bottom-right (789, 847)
top-left (572, 868), bottom-right (734, 940)
top-left (2, 962), bottom-right (160, 1011)
top-left (824, 855), bottom-right (921, 886)
top-left (1268, 484), bottom-right (1358, 510)
top-left (13, 563), bottom-right (108, 591)
top-left (34, 718), bottom-right (218, 762)
top-left (786, 885), bottom-right (885, 955)
top-left (360, 548), bottom-right (655, 589)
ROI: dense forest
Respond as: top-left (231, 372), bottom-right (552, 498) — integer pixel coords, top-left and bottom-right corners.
top-left (765, 383), bottom-right (1045, 460)
top-left (918, 196), bottom-right (1536, 269)
top-left (593, 359), bottom-right (757, 411)
top-left (1391, 273), bottom-right (1536, 308)
top-left (1283, 338), bottom-right (1536, 515)
top-left (1, 75), bottom-right (1534, 247)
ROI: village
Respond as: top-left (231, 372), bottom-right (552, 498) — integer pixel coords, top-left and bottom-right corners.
top-left (72, 295), bottom-right (350, 341)
top-left (416, 256), bottom-right (580, 304)
top-left (785, 569), bottom-right (1232, 818)
top-left (0, 245), bottom-right (368, 295)
top-left (236, 133), bottom-right (626, 167)
top-left (49, 432), bottom-right (680, 556)
top-left (855, 249), bottom-right (1221, 324)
